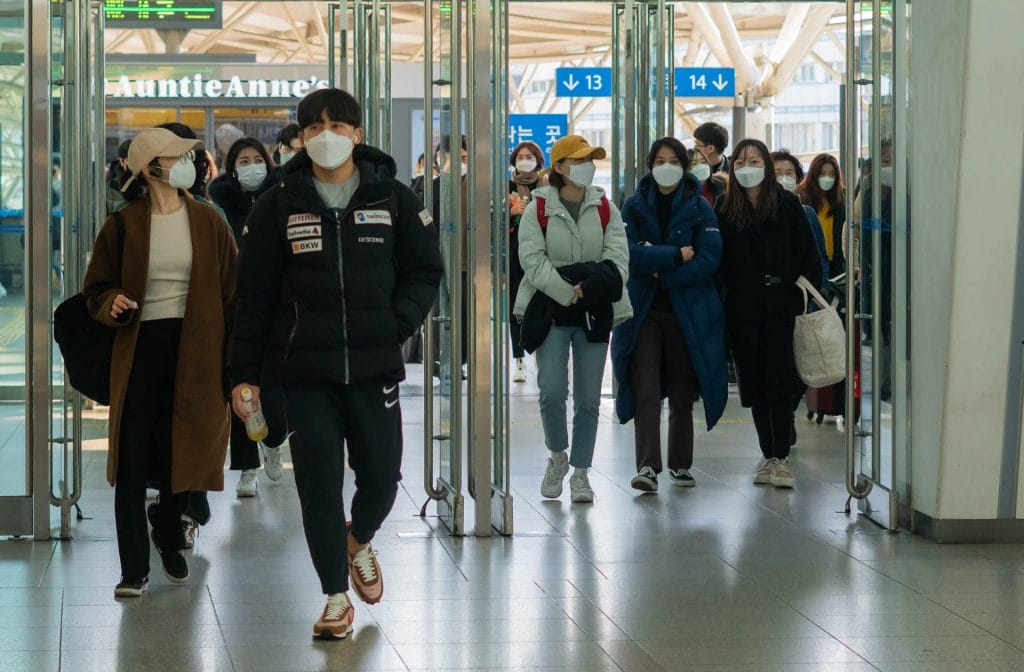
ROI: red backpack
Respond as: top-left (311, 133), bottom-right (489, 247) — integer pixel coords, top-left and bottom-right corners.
top-left (535, 195), bottom-right (611, 233)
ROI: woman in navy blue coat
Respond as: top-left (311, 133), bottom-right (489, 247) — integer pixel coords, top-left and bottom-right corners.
top-left (611, 138), bottom-right (728, 493)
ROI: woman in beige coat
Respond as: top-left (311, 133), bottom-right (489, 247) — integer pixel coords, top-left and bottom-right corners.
top-left (83, 127), bottom-right (237, 597)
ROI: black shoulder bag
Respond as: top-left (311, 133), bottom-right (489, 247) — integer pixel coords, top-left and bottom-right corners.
top-left (53, 213), bottom-right (126, 405)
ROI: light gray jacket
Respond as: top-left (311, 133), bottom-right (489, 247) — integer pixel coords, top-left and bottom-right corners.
top-left (513, 184), bottom-right (632, 325)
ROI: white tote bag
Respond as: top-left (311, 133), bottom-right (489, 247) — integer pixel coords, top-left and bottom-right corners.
top-left (792, 275), bottom-right (846, 388)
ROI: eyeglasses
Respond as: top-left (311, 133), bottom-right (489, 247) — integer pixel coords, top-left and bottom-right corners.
top-left (159, 151), bottom-right (195, 164)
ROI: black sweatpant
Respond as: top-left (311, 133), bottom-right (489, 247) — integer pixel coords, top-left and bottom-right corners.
top-left (751, 398), bottom-right (797, 460)
top-left (630, 309), bottom-right (699, 473)
top-left (116, 319), bottom-right (188, 581)
top-left (284, 380), bottom-right (403, 595)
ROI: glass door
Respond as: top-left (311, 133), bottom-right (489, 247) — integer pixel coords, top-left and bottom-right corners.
top-left (0, 0), bottom-right (31, 537)
top-left (419, 0), bottom-right (511, 536)
top-left (612, 0), bottom-right (673, 205)
top-left (351, 0), bottom-right (392, 153)
top-left (49, 0), bottom-right (106, 539)
top-left (845, 0), bottom-right (910, 530)
top-left (423, 0), bottom-right (467, 535)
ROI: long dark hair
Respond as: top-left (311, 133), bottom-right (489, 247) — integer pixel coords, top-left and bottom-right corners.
top-left (120, 157), bottom-right (162, 202)
top-left (718, 138), bottom-right (779, 230)
top-left (224, 137), bottom-right (275, 188)
top-left (797, 153), bottom-right (845, 216)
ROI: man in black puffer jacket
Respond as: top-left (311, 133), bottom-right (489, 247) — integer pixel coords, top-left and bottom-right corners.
top-left (229, 89), bottom-right (442, 641)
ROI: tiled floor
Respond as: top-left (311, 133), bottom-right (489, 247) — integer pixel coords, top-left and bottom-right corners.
top-left (5, 363), bottom-right (1024, 671)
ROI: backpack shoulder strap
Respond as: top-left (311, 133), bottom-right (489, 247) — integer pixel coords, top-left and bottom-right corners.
top-left (113, 210), bottom-right (126, 261)
top-left (598, 195), bottom-right (610, 230)
top-left (535, 196), bottom-right (548, 233)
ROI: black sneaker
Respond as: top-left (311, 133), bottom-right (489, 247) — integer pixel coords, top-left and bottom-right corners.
top-left (668, 469), bottom-right (696, 487)
top-left (150, 528), bottom-right (190, 584)
top-left (114, 576), bottom-right (149, 598)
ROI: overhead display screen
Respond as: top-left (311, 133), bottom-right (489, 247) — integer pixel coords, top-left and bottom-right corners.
top-left (104, 1), bottom-right (223, 30)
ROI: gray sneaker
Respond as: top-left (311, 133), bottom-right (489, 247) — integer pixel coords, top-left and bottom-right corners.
top-left (570, 470), bottom-right (595, 503)
top-left (541, 455), bottom-right (570, 498)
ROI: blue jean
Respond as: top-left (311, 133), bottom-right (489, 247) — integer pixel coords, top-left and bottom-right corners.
top-left (535, 325), bottom-right (608, 468)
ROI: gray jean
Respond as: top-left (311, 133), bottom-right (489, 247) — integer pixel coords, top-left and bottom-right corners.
top-left (535, 325), bottom-right (609, 468)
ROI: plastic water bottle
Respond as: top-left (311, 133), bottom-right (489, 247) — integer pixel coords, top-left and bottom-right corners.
top-left (240, 387), bottom-right (268, 442)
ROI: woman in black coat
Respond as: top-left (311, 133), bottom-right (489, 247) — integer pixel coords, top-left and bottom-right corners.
top-left (715, 139), bottom-right (822, 490)
top-left (208, 137), bottom-right (280, 245)
top-left (208, 137), bottom-right (283, 497)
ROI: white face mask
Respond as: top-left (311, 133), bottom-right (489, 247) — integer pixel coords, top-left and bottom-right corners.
top-left (460, 161), bottom-right (468, 177)
top-left (817, 175), bottom-right (836, 191)
top-left (567, 162), bottom-right (596, 188)
top-left (734, 166), bottom-right (765, 189)
top-left (880, 166), bottom-right (894, 187)
top-left (237, 163), bottom-right (267, 191)
top-left (305, 130), bottom-right (355, 170)
top-left (651, 163), bottom-right (684, 189)
top-left (516, 158), bottom-right (537, 173)
top-left (279, 150), bottom-right (296, 165)
top-left (157, 158), bottom-right (196, 190)
top-left (778, 174), bottom-right (798, 192)
top-left (690, 163), bottom-right (711, 183)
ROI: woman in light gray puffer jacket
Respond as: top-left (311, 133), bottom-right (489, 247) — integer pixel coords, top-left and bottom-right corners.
top-left (514, 135), bottom-right (631, 505)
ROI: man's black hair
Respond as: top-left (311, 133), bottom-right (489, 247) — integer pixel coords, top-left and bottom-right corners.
top-left (297, 88), bottom-right (362, 130)
top-left (276, 123), bottom-right (302, 148)
top-left (440, 134), bottom-right (468, 153)
top-left (694, 122), bottom-right (729, 155)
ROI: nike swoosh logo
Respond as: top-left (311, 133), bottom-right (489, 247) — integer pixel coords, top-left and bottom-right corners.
top-left (384, 399), bottom-right (399, 409)
top-left (383, 385), bottom-right (397, 394)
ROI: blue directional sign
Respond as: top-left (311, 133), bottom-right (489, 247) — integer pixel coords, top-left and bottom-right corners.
top-left (674, 67), bottom-right (735, 97)
top-left (509, 114), bottom-right (568, 166)
top-left (555, 67), bottom-right (612, 97)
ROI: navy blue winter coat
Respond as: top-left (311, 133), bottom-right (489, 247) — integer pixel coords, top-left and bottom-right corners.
top-left (611, 173), bottom-right (728, 430)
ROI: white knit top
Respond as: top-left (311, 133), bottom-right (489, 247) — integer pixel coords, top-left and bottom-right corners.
top-left (140, 206), bottom-right (193, 322)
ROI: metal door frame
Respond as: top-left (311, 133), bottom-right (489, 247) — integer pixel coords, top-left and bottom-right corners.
top-left (844, 0), bottom-right (910, 530)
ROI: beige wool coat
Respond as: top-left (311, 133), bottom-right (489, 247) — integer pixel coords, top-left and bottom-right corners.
top-left (83, 193), bottom-right (238, 493)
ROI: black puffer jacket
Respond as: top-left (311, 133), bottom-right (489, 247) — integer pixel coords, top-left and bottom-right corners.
top-left (208, 168), bottom-right (281, 244)
top-left (229, 145), bottom-right (443, 387)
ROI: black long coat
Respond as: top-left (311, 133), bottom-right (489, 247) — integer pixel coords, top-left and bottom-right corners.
top-left (716, 187), bottom-right (823, 406)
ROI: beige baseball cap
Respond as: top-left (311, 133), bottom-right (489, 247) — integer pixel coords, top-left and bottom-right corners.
top-left (121, 127), bottom-right (202, 192)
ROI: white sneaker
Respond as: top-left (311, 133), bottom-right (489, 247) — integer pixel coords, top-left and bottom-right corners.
top-left (236, 469), bottom-right (259, 497)
top-left (541, 454), bottom-right (570, 498)
top-left (512, 359), bottom-right (527, 383)
top-left (753, 459), bottom-right (773, 485)
top-left (630, 466), bottom-right (658, 493)
top-left (570, 469), bottom-right (595, 503)
top-left (770, 458), bottom-right (795, 489)
top-left (262, 441), bottom-right (285, 482)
